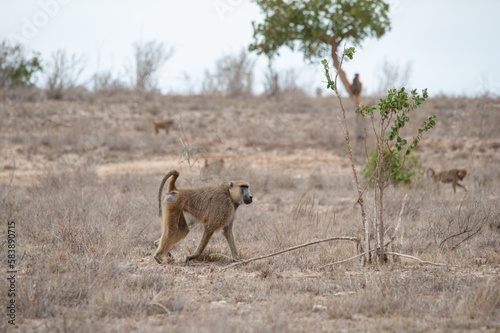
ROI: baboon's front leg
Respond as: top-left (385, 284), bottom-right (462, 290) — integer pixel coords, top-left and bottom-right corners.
top-left (185, 228), bottom-right (215, 264)
top-left (222, 223), bottom-right (239, 261)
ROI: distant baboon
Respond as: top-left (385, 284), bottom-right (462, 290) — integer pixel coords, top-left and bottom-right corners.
top-left (351, 73), bottom-right (362, 95)
top-left (427, 168), bottom-right (467, 193)
top-left (351, 73), bottom-right (363, 105)
top-left (153, 120), bottom-right (174, 135)
top-left (201, 158), bottom-right (225, 179)
top-left (154, 170), bottom-right (253, 264)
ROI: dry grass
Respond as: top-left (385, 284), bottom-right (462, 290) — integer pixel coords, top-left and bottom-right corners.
top-left (0, 92), bottom-right (499, 332)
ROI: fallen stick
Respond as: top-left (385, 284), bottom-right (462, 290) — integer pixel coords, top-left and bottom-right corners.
top-left (318, 253), bottom-right (366, 269)
top-left (320, 249), bottom-right (446, 268)
top-left (385, 252), bottom-right (446, 266)
top-left (220, 236), bottom-right (359, 271)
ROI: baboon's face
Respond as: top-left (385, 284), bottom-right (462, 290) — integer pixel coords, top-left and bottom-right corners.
top-left (230, 181), bottom-right (253, 205)
top-left (457, 170), bottom-right (467, 180)
top-left (241, 186), bottom-right (253, 205)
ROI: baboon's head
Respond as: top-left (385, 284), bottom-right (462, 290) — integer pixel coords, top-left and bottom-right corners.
top-left (457, 169), bottom-right (467, 180)
top-left (229, 181), bottom-right (253, 205)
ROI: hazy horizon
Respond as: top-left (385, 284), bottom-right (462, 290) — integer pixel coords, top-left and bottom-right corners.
top-left (1, 0), bottom-right (499, 97)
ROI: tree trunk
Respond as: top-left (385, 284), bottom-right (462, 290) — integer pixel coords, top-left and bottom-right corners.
top-left (331, 41), bottom-right (357, 103)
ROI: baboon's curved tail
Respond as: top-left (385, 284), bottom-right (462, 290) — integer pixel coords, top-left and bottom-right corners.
top-left (158, 170), bottom-right (180, 217)
top-left (426, 168), bottom-right (436, 179)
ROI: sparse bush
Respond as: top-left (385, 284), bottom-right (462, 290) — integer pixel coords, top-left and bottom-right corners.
top-left (178, 139), bottom-right (206, 185)
top-left (202, 49), bottom-right (255, 97)
top-left (426, 195), bottom-right (493, 251)
top-left (263, 61), bottom-right (279, 97)
top-left (263, 63), bottom-right (308, 98)
top-left (323, 48), bottom-right (436, 264)
top-left (92, 70), bottom-right (127, 92)
top-left (45, 49), bottom-right (86, 99)
top-left (0, 40), bottom-right (42, 88)
top-left (131, 40), bottom-right (174, 93)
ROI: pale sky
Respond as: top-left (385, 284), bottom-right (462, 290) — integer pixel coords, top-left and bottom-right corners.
top-left (1, 0), bottom-right (499, 97)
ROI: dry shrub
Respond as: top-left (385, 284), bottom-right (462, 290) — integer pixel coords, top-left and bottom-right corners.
top-left (12, 168), bottom-right (165, 322)
top-left (102, 128), bottom-right (139, 152)
top-left (0, 86), bottom-right (45, 102)
top-left (202, 49), bottom-right (255, 98)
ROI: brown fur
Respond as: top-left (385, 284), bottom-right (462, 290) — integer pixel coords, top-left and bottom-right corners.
top-left (427, 168), bottom-right (467, 193)
top-left (153, 120), bottom-right (174, 135)
top-left (154, 170), bottom-right (253, 264)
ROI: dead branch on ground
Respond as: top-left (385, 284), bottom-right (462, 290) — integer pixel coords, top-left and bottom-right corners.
top-left (220, 236), bottom-right (360, 271)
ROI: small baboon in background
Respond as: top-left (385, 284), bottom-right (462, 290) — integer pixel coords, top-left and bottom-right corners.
top-left (427, 168), bottom-right (467, 193)
top-left (153, 120), bottom-right (174, 135)
top-left (201, 158), bottom-right (225, 179)
top-left (351, 73), bottom-right (363, 105)
top-left (154, 170), bottom-right (253, 265)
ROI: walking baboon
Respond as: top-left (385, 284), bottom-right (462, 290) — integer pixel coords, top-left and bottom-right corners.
top-left (351, 73), bottom-right (363, 105)
top-left (153, 120), bottom-right (174, 135)
top-left (427, 168), bottom-right (467, 193)
top-left (154, 170), bottom-right (253, 264)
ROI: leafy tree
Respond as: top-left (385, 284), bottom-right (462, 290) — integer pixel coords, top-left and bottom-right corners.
top-left (0, 41), bottom-right (42, 88)
top-left (249, 0), bottom-right (390, 101)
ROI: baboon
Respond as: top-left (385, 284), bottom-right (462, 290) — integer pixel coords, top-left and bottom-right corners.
top-left (427, 168), bottom-right (467, 193)
top-left (351, 73), bottom-right (363, 105)
top-left (154, 170), bottom-right (253, 264)
top-left (201, 158), bottom-right (225, 179)
top-left (153, 120), bottom-right (174, 135)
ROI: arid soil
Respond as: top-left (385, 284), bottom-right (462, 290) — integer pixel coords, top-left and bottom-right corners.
top-left (1, 93), bottom-right (499, 332)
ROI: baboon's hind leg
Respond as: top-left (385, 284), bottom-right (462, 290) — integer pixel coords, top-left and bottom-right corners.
top-left (154, 212), bottom-right (189, 255)
top-left (154, 208), bottom-right (189, 264)
top-left (174, 212), bottom-right (190, 243)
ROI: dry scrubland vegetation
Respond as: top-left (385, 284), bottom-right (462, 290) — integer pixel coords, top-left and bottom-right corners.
top-left (1, 91), bottom-right (500, 332)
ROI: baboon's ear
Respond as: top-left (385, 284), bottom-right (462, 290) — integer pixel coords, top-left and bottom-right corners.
top-left (229, 181), bottom-right (234, 189)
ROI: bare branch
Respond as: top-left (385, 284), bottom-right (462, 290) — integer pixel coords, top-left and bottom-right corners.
top-left (149, 302), bottom-right (172, 315)
top-left (327, 47), bottom-right (370, 264)
top-left (320, 248), bottom-right (446, 268)
top-left (220, 236), bottom-right (360, 271)
top-left (318, 253), bottom-right (366, 269)
top-left (384, 193), bottom-right (407, 248)
top-left (385, 252), bottom-right (446, 266)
